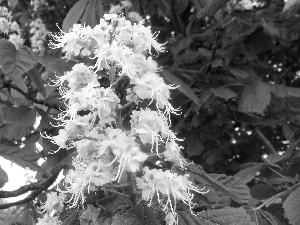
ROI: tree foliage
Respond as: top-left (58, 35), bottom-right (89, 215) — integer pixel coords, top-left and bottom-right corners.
top-left (0, 0), bottom-right (300, 224)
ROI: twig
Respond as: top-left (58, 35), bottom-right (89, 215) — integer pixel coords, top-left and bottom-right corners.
top-left (255, 128), bottom-right (277, 154)
top-left (255, 182), bottom-right (300, 210)
top-left (0, 164), bottom-right (66, 209)
top-left (2, 82), bottom-right (62, 111)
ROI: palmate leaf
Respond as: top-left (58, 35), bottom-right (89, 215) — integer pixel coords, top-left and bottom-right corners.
top-left (283, 186), bottom-right (300, 225)
top-left (0, 39), bottom-right (37, 80)
top-left (178, 207), bottom-right (255, 225)
top-left (0, 123), bottom-right (31, 140)
top-left (2, 106), bottom-right (36, 126)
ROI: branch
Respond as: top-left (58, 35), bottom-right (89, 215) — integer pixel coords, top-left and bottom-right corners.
top-left (0, 164), bottom-right (66, 209)
top-left (255, 128), bottom-right (277, 154)
top-left (2, 82), bottom-right (63, 111)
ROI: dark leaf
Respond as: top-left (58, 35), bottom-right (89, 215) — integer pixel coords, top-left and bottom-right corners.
top-left (2, 106), bottom-right (36, 126)
top-left (81, 0), bottom-right (105, 28)
top-left (211, 88), bottom-right (237, 101)
top-left (27, 67), bottom-right (46, 97)
top-left (127, 204), bottom-right (160, 225)
top-left (106, 195), bottom-right (132, 213)
top-left (234, 163), bottom-right (264, 184)
top-left (161, 70), bottom-right (200, 107)
top-left (0, 123), bottom-right (31, 140)
top-left (178, 207), bottom-right (255, 225)
top-left (62, 0), bottom-right (90, 32)
top-left (174, 0), bottom-right (189, 15)
top-left (112, 213), bottom-right (141, 225)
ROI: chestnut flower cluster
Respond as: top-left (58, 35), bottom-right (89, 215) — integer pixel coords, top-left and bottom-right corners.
top-left (0, 5), bottom-right (24, 49)
top-left (39, 13), bottom-right (206, 225)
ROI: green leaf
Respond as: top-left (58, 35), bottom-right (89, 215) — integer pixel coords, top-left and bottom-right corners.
top-left (0, 39), bottom-right (36, 80)
top-left (188, 164), bottom-right (250, 204)
top-left (184, 128), bottom-right (205, 157)
top-left (203, 0), bottom-right (230, 17)
top-left (238, 81), bottom-right (271, 115)
top-left (0, 123), bottom-right (31, 140)
top-left (161, 70), bottom-right (200, 107)
top-left (36, 55), bottom-right (76, 77)
top-left (283, 186), bottom-right (300, 225)
top-left (174, 0), bottom-right (189, 15)
top-left (112, 213), bottom-right (141, 225)
top-left (62, 0), bottom-right (90, 32)
top-left (229, 68), bottom-right (251, 80)
top-left (258, 210), bottom-right (283, 225)
top-left (27, 67), bottom-right (46, 97)
top-left (127, 204), bottom-right (160, 225)
top-left (211, 87), bottom-right (237, 101)
top-left (271, 84), bottom-right (300, 98)
top-left (106, 195), bottom-right (132, 213)
top-left (0, 166), bottom-right (8, 188)
top-left (81, 0), bottom-right (104, 28)
top-left (2, 106), bottom-right (36, 126)
top-left (209, 173), bottom-right (251, 203)
top-left (59, 208), bottom-right (80, 225)
top-left (234, 163), bottom-right (264, 184)
top-left (178, 207), bottom-right (255, 225)
top-left (0, 143), bottom-right (41, 171)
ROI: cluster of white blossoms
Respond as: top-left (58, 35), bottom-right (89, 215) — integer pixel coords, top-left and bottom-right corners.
top-left (30, 18), bottom-right (49, 55)
top-left (39, 12), bottom-right (206, 225)
top-left (0, 6), bottom-right (24, 49)
top-left (31, 0), bottom-right (48, 11)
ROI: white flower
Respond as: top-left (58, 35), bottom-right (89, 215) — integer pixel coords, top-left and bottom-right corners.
top-left (131, 108), bottom-right (177, 153)
top-left (0, 17), bottom-right (10, 34)
top-left (51, 24), bottom-right (93, 58)
top-left (133, 72), bottom-right (180, 116)
top-left (36, 215), bottom-right (61, 225)
top-left (64, 158), bottom-right (113, 207)
top-left (136, 167), bottom-right (207, 214)
top-left (163, 140), bottom-right (188, 168)
top-left (98, 128), bottom-right (148, 181)
top-left (8, 33), bottom-right (24, 49)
